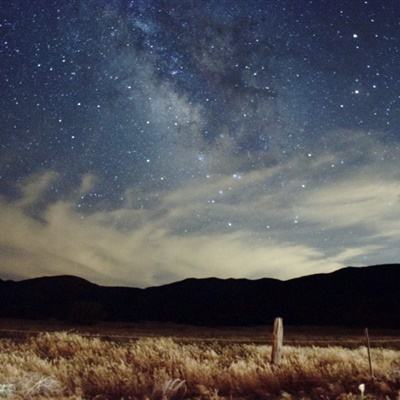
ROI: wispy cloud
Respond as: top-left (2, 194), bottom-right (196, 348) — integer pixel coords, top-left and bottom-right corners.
top-left (16, 171), bottom-right (58, 208)
top-left (1, 137), bottom-right (398, 287)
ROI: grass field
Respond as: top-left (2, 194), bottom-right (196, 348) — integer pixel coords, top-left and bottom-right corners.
top-left (0, 321), bottom-right (399, 399)
top-left (1, 319), bottom-right (400, 347)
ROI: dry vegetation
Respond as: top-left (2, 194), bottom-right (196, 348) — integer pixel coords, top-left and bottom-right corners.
top-left (0, 332), bottom-right (399, 399)
top-left (2, 320), bottom-right (400, 348)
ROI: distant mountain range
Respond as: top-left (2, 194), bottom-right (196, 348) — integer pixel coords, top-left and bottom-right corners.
top-left (0, 264), bottom-right (399, 327)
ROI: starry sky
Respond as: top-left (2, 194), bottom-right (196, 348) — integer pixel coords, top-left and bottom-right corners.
top-left (1, 0), bottom-right (400, 287)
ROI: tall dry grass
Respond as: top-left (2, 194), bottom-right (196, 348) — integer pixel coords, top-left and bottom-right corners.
top-left (0, 332), bottom-right (398, 399)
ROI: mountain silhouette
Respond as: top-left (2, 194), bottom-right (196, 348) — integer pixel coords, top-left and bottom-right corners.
top-left (0, 264), bottom-right (399, 327)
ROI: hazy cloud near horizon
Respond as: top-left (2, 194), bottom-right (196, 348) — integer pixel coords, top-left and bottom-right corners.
top-left (1, 139), bottom-right (399, 287)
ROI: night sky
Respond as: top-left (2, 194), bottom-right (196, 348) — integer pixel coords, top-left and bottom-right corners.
top-left (1, 0), bottom-right (400, 287)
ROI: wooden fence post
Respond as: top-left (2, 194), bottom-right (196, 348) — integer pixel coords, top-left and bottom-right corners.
top-left (365, 328), bottom-right (374, 378)
top-left (271, 317), bottom-right (283, 365)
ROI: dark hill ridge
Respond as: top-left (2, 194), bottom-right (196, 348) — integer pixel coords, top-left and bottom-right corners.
top-left (0, 264), bottom-right (399, 327)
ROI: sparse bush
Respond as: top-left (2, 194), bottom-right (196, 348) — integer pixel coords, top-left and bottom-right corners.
top-left (67, 301), bottom-right (106, 325)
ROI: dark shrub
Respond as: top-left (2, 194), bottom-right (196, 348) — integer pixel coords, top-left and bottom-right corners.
top-left (68, 301), bottom-right (106, 325)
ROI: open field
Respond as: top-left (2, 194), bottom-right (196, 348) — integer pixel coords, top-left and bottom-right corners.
top-left (0, 322), bottom-right (399, 399)
top-left (0, 319), bottom-right (400, 348)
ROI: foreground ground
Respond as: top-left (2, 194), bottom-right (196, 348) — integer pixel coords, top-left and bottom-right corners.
top-left (0, 329), bottom-right (399, 399)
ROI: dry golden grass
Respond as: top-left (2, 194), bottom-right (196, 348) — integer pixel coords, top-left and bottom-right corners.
top-left (0, 332), bottom-right (399, 399)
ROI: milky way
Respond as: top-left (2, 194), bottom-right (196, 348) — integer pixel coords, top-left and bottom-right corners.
top-left (1, 1), bottom-right (400, 286)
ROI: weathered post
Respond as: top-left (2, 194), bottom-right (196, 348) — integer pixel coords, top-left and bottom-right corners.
top-left (365, 328), bottom-right (374, 378)
top-left (271, 317), bottom-right (283, 365)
